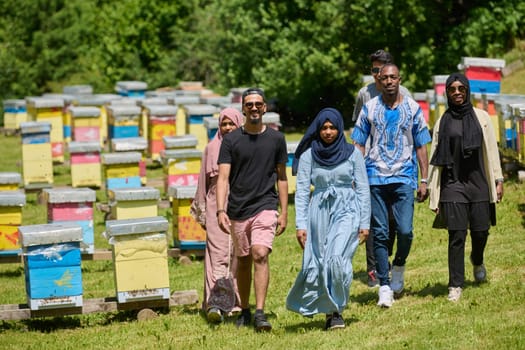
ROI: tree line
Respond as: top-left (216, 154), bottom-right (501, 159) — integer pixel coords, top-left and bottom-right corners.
top-left (1, 0), bottom-right (523, 127)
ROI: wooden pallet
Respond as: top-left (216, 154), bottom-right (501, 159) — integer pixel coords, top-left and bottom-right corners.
top-left (0, 248), bottom-right (204, 264)
top-left (0, 289), bottom-right (198, 321)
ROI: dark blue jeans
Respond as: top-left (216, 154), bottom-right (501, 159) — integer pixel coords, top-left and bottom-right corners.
top-left (370, 183), bottom-right (414, 286)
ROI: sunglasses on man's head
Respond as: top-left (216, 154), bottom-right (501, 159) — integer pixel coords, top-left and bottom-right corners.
top-left (371, 67), bottom-right (381, 74)
top-left (244, 101), bottom-right (264, 109)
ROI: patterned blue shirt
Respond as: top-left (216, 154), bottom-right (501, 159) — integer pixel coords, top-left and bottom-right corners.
top-left (351, 95), bottom-right (431, 189)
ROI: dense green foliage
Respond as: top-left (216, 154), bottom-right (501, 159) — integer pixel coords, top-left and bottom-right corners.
top-left (1, 0), bottom-right (524, 126)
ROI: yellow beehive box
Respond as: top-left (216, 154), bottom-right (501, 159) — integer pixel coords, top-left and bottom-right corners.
top-left (105, 216), bottom-right (170, 303)
top-left (75, 94), bottom-right (122, 145)
top-left (0, 191), bottom-right (25, 225)
top-left (0, 172), bottom-right (22, 191)
top-left (0, 191), bottom-right (25, 251)
top-left (0, 225), bottom-right (20, 250)
top-left (3, 99), bottom-right (28, 130)
top-left (286, 141), bottom-right (299, 194)
top-left (71, 163), bottom-right (101, 188)
top-left (168, 185), bottom-right (206, 250)
top-left (161, 149), bottom-right (202, 192)
top-left (22, 143), bottom-right (53, 186)
top-left (104, 163), bottom-right (140, 179)
top-left (184, 104), bottom-right (218, 150)
top-left (69, 142), bottom-right (102, 188)
top-left (108, 187), bottom-right (160, 220)
top-left (167, 95), bottom-right (200, 137)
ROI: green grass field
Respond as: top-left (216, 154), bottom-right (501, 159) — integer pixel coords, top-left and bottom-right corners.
top-left (0, 72), bottom-right (524, 349)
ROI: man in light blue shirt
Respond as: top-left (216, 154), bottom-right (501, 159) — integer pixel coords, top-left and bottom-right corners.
top-left (352, 49), bottom-right (412, 288)
top-left (352, 63), bottom-right (431, 308)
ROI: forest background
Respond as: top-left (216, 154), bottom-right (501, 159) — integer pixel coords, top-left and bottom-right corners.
top-left (1, 0), bottom-right (524, 127)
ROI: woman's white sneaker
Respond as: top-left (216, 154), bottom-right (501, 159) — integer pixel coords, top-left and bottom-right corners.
top-left (447, 287), bottom-right (462, 302)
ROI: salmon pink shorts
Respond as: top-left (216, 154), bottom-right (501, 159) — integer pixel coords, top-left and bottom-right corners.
top-left (230, 210), bottom-right (278, 257)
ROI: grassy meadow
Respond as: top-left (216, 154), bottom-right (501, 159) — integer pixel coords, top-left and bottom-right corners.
top-left (0, 79), bottom-right (525, 349)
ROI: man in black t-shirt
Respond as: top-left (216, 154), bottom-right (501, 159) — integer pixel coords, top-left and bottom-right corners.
top-left (217, 88), bottom-right (288, 332)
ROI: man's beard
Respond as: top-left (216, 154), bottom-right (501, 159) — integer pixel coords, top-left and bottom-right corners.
top-left (249, 116), bottom-right (262, 124)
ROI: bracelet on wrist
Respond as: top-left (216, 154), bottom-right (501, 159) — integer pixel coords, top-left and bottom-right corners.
top-left (420, 178), bottom-right (428, 184)
top-left (216, 209), bottom-right (226, 217)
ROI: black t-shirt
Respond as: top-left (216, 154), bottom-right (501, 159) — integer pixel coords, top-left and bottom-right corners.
top-left (218, 126), bottom-right (288, 220)
top-left (440, 116), bottom-right (489, 203)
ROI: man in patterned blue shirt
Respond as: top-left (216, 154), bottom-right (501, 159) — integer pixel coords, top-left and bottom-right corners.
top-left (351, 63), bottom-right (431, 308)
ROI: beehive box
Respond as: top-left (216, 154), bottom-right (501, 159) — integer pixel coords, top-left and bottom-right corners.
top-left (432, 75), bottom-right (449, 97)
top-left (184, 104), bottom-right (218, 150)
top-left (166, 95), bottom-right (200, 137)
top-left (68, 141), bottom-right (102, 188)
top-left (75, 93), bottom-right (122, 146)
top-left (0, 172), bottom-right (22, 191)
top-left (25, 97), bottom-right (65, 163)
top-left (511, 103), bottom-right (525, 161)
top-left (203, 117), bottom-right (219, 141)
top-left (115, 81), bottom-right (148, 98)
top-left (162, 134), bottom-right (198, 150)
top-left (161, 149), bottom-right (202, 192)
top-left (19, 222), bottom-right (83, 310)
top-left (168, 185), bottom-right (206, 250)
top-left (138, 98), bottom-right (169, 141)
top-left (2, 99), bottom-right (28, 130)
top-left (108, 187), bottom-right (159, 220)
top-left (63, 85), bottom-right (93, 95)
top-left (494, 95), bottom-right (525, 149)
top-left (43, 188), bottom-right (96, 254)
top-left (286, 141), bottom-right (299, 194)
top-left (145, 104), bottom-right (178, 160)
top-left (102, 152), bottom-right (142, 191)
top-left (20, 122), bottom-right (53, 189)
top-left (42, 93), bottom-right (75, 143)
top-left (69, 106), bottom-right (102, 145)
top-left (460, 57), bottom-right (506, 94)
top-left (106, 105), bottom-right (141, 140)
top-left (105, 216), bottom-right (170, 303)
top-left (263, 112), bottom-right (281, 131)
top-left (413, 92), bottom-right (430, 124)
top-left (110, 137), bottom-right (148, 184)
top-left (0, 191), bottom-right (26, 253)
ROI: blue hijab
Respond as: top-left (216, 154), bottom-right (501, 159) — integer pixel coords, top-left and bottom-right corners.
top-left (292, 107), bottom-right (354, 175)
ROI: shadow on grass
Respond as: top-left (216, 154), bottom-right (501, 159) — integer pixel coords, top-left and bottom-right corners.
top-left (0, 265), bottom-right (24, 277)
top-left (22, 316), bottom-right (82, 332)
top-left (518, 203), bottom-right (525, 228)
top-left (283, 314), bottom-right (360, 333)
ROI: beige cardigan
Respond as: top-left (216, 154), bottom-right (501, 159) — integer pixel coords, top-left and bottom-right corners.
top-left (428, 107), bottom-right (503, 211)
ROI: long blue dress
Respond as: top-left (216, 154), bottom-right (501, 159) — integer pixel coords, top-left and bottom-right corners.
top-left (286, 148), bottom-right (370, 316)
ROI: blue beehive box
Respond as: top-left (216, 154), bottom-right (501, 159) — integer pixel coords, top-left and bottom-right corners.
top-left (19, 222), bottom-right (83, 310)
top-left (20, 121), bottom-right (51, 144)
top-left (115, 81), bottom-right (148, 98)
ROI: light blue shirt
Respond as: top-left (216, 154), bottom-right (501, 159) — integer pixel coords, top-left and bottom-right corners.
top-left (351, 95), bottom-right (431, 190)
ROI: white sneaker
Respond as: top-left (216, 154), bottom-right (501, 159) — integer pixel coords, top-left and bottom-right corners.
top-left (447, 287), bottom-right (462, 302)
top-left (377, 285), bottom-right (394, 308)
top-left (390, 265), bottom-right (405, 294)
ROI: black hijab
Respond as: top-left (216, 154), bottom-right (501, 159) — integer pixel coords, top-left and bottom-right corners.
top-left (292, 108), bottom-right (354, 175)
top-left (430, 73), bottom-right (482, 167)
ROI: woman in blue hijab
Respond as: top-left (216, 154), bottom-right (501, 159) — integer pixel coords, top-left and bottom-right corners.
top-left (287, 108), bottom-right (371, 330)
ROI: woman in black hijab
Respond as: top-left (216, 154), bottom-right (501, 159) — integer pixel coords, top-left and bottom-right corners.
top-left (428, 73), bottom-right (504, 302)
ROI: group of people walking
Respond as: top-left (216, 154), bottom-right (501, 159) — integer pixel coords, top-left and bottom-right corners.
top-left (191, 50), bottom-right (504, 332)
